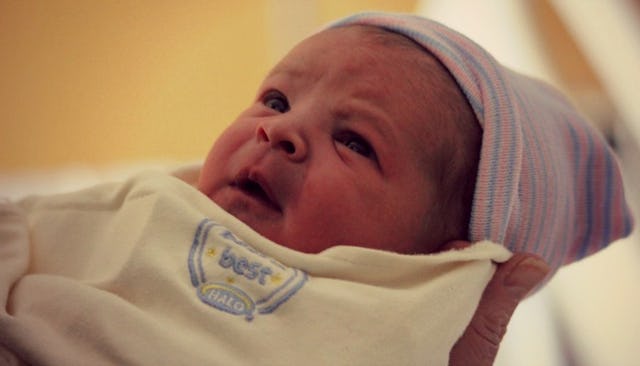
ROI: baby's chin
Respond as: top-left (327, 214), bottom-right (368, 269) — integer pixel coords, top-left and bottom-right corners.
top-left (224, 213), bottom-right (331, 254)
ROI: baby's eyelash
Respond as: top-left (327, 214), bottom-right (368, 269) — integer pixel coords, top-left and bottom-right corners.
top-left (335, 131), bottom-right (377, 160)
top-left (262, 90), bottom-right (290, 113)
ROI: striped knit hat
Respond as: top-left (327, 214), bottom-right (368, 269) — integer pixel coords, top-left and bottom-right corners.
top-left (331, 12), bottom-right (633, 272)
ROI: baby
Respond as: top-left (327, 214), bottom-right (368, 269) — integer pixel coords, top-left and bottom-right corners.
top-left (198, 23), bottom-right (481, 255)
top-left (0, 12), bottom-right (633, 366)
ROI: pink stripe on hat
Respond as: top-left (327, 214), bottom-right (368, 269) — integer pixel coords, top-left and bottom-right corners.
top-left (331, 12), bottom-right (634, 272)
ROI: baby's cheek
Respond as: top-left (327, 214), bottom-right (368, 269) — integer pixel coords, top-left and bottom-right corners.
top-left (198, 149), bottom-right (230, 196)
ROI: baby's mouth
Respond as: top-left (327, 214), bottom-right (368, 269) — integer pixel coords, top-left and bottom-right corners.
top-left (232, 175), bottom-right (282, 212)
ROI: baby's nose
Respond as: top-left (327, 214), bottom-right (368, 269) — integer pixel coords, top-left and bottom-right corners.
top-left (256, 121), bottom-right (307, 162)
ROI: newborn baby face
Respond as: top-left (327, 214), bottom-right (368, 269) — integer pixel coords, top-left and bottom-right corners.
top-left (199, 26), bottom-right (453, 254)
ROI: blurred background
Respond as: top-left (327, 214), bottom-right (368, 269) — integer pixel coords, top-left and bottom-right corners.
top-left (1, 1), bottom-right (639, 364)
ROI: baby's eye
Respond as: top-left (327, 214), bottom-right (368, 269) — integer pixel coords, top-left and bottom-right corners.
top-left (262, 90), bottom-right (290, 113)
top-left (336, 132), bottom-right (377, 160)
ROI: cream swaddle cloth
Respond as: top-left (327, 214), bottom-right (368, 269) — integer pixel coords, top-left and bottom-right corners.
top-left (1, 171), bottom-right (510, 365)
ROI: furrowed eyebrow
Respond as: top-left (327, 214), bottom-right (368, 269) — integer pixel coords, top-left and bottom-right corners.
top-left (335, 101), bottom-right (396, 145)
top-left (334, 102), bottom-right (397, 175)
top-left (266, 62), bottom-right (308, 82)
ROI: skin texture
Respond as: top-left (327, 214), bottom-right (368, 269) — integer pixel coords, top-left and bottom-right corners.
top-left (199, 26), bottom-right (467, 254)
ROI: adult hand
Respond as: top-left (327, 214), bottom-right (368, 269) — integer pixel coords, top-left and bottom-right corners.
top-left (447, 244), bottom-right (551, 366)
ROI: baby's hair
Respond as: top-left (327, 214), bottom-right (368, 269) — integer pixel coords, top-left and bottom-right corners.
top-left (345, 25), bottom-right (482, 250)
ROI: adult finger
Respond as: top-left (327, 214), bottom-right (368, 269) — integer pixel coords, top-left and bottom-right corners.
top-left (449, 252), bottom-right (550, 366)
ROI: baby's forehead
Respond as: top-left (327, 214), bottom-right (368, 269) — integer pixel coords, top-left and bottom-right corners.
top-left (271, 25), bottom-right (458, 93)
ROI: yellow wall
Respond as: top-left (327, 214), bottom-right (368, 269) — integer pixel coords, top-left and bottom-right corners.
top-left (0, 1), bottom-right (416, 173)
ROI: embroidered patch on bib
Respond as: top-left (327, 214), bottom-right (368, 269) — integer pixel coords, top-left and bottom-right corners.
top-left (188, 218), bottom-right (308, 321)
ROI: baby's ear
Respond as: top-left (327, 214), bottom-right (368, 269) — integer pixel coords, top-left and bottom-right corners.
top-left (440, 240), bottom-right (472, 252)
